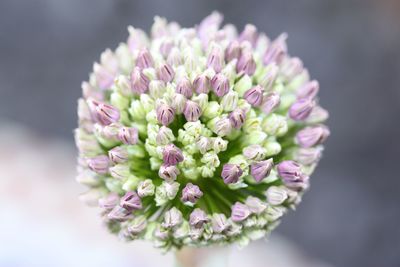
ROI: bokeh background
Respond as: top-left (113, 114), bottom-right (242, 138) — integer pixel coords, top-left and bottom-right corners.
top-left (1, 0), bottom-right (399, 266)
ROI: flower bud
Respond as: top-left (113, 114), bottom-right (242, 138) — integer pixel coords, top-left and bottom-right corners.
top-left (156, 126), bottom-right (175, 145)
top-left (171, 93), bottom-right (187, 114)
top-left (109, 164), bottom-right (131, 180)
top-left (149, 80), bottom-right (166, 99)
top-left (229, 108), bottom-right (246, 129)
top-left (118, 127), bottom-right (139, 145)
top-left (189, 208), bottom-right (209, 228)
top-left (294, 147), bottom-right (323, 165)
top-left (108, 146), bottom-right (129, 164)
top-left (203, 101), bottom-right (222, 119)
top-left (281, 57), bottom-right (303, 80)
top-left (236, 50), bottom-right (256, 75)
top-left (196, 136), bottom-right (211, 154)
top-left (295, 125), bottom-right (330, 148)
top-left (263, 33), bottom-right (287, 65)
top-left (261, 114), bottom-right (288, 137)
top-left (176, 77), bottom-right (193, 98)
top-left (245, 196), bottom-right (267, 215)
top-left (211, 73), bottom-right (230, 97)
top-left (159, 164), bottom-right (180, 181)
top-left (297, 80), bottom-right (319, 99)
top-left (136, 48), bottom-right (154, 69)
top-left (207, 45), bottom-right (224, 72)
top-left (231, 202), bottom-right (251, 222)
top-left (156, 63), bottom-right (175, 83)
top-left (107, 206), bottom-right (131, 222)
top-left (120, 191), bottom-right (142, 211)
top-left (87, 155), bottom-right (109, 174)
top-left (259, 63), bottom-right (279, 90)
top-left (265, 186), bottom-right (288, 205)
top-left (244, 85), bottom-right (263, 107)
top-left (94, 103), bottom-right (120, 126)
top-left (289, 98), bottom-right (315, 121)
top-left (212, 213), bottom-right (230, 233)
top-left (181, 183), bottom-right (203, 204)
top-left (193, 74), bottom-right (211, 94)
top-left (225, 40), bottom-right (241, 62)
top-left (277, 160), bottom-right (302, 182)
top-left (306, 105), bottom-right (329, 124)
top-left (239, 24), bottom-right (258, 47)
top-left (220, 90), bottom-right (238, 112)
top-left (162, 207), bottom-right (183, 228)
top-left (183, 100), bottom-right (202, 122)
top-left (214, 117), bottom-right (232, 136)
top-left (130, 67), bottom-right (150, 94)
top-left (137, 179), bottom-right (155, 197)
top-left (127, 215), bottom-right (147, 235)
top-left (243, 145), bottom-right (266, 161)
top-left (98, 193), bottom-right (119, 210)
top-left (212, 137), bottom-right (228, 153)
top-left (221, 164), bottom-right (243, 184)
top-left (159, 39), bottom-right (174, 58)
top-left (261, 92), bottom-right (280, 115)
top-left (156, 104), bottom-right (175, 126)
top-left (250, 159), bottom-right (273, 183)
top-left (167, 47), bottom-right (182, 67)
top-left (162, 144), bottom-right (184, 165)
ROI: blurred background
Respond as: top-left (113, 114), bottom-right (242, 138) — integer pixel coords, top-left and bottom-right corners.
top-left (1, 0), bottom-right (399, 266)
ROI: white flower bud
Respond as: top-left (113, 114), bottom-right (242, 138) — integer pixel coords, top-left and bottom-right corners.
top-left (137, 179), bottom-right (155, 197)
top-left (245, 196), bottom-right (267, 215)
top-left (220, 90), bottom-right (238, 112)
top-left (212, 137), bottom-right (228, 153)
top-left (233, 75), bottom-right (252, 97)
top-left (262, 114), bottom-right (288, 136)
top-left (201, 152), bottom-right (220, 168)
top-left (202, 101), bottom-right (222, 120)
top-left (264, 140), bottom-right (282, 157)
top-left (196, 136), bottom-right (211, 154)
top-left (171, 93), bottom-right (187, 114)
top-left (192, 93), bottom-right (209, 110)
top-left (129, 100), bottom-right (146, 121)
top-left (265, 186), bottom-right (288, 205)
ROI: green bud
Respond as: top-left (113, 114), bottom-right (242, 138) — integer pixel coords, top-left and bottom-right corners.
top-left (202, 101), bottom-right (222, 120)
top-left (234, 75), bottom-right (252, 97)
top-left (262, 114), bottom-right (288, 136)
top-left (122, 175), bottom-right (141, 191)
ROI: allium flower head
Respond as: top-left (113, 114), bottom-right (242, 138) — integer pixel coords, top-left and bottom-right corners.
top-left (75, 11), bottom-right (329, 250)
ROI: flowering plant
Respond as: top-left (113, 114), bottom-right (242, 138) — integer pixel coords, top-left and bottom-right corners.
top-left (75, 12), bottom-right (329, 250)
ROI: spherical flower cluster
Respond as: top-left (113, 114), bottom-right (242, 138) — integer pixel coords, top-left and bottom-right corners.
top-left (75, 12), bottom-right (329, 250)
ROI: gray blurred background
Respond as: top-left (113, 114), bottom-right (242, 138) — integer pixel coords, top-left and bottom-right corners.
top-left (1, 0), bottom-right (399, 266)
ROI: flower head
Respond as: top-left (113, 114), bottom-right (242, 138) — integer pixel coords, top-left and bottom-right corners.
top-left (76, 12), bottom-right (329, 250)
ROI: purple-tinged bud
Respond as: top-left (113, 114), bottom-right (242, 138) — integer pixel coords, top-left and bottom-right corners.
top-left (171, 93), bottom-right (187, 114)
top-left (250, 159), bottom-right (273, 183)
top-left (289, 98), bottom-right (315, 121)
top-left (212, 213), bottom-right (230, 233)
top-left (231, 202), bottom-right (251, 222)
top-left (238, 24), bottom-right (258, 47)
top-left (162, 207), bottom-right (183, 228)
top-left (159, 39), bottom-right (174, 58)
top-left (107, 206), bottom-right (131, 222)
top-left (162, 144), bottom-right (184, 165)
top-left (236, 50), bottom-right (256, 75)
top-left (94, 103), bottom-right (120, 126)
top-left (130, 67), bottom-right (150, 94)
top-left (306, 106), bottom-right (329, 124)
top-left (193, 74), bottom-right (211, 94)
top-left (297, 80), bottom-right (319, 100)
top-left (102, 123), bottom-right (122, 139)
top-left (245, 196), bottom-right (267, 215)
top-left (263, 33), bottom-right (287, 65)
top-left (294, 147), bottom-right (323, 165)
top-left (167, 47), bottom-right (182, 67)
top-left (159, 164), bottom-right (180, 181)
top-left (221, 164), bottom-right (243, 184)
top-left (98, 193), bottom-right (119, 210)
top-left (176, 77), bottom-right (193, 98)
top-left (108, 146), bottom-right (129, 164)
top-left (189, 208), bottom-right (209, 228)
top-left (281, 57), bottom-right (303, 80)
top-left (207, 46), bottom-right (224, 72)
top-left (277, 160), bottom-right (302, 182)
top-left (284, 173), bottom-right (309, 190)
top-left (214, 117), bottom-right (232, 136)
top-left (243, 144), bottom-right (265, 161)
top-left (156, 104), bottom-right (175, 126)
top-left (109, 164), bottom-right (130, 179)
top-left (197, 11), bottom-right (223, 47)
top-left (87, 155), bottom-right (109, 174)
top-left (244, 85), bottom-right (264, 107)
top-left (82, 82), bottom-right (103, 101)
top-left (181, 183), bottom-right (203, 204)
top-left (229, 108), bottom-right (246, 129)
top-left (265, 186), bottom-right (288, 205)
top-left (225, 40), bottom-right (241, 62)
top-left (183, 100), bottom-right (202, 122)
top-left (211, 73), bottom-right (230, 97)
top-left (156, 63), bottom-right (175, 83)
top-left (120, 191), bottom-right (142, 211)
top-left (261, 92), bottom-right (280, 115)
top-left (136, 48), bottom-right (154, 69)
top-left (127, 216), bottom-right (147, 235)
top-left (118, 127), bottom-right (139, 145)
top-left (93, 63), bottom-right (115, 90)
top-left (259, 63), bottom-right (279, 90)
top-left (156, 126), bottom-right (175, 145)
top-left (295, 125), bottom-right (330, 148)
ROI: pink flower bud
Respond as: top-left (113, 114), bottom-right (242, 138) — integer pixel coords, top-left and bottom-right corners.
top-left (214, 117), bottom-right (232, 136)
top-left (120, 191), bottom-right (142, 211)
top-left (236, 50), bottom-right (256, 75)
top-left (289, 98), bottom-right (315, 121)
top-left (244, 85), bottom-right (264, 106)
top-left (221, 164), bottom-right (243, 184)
top-left (156, 63), bottom-right (175, 83)
top-left (261, 92), bottom-right (280, 115)
top-left (207, 46), bottom-right (224, 72)
top-left (193, 74), bottom-right (211, 94)
top-left (295, 125), bottom-right (330, 148)
top-left (136, 48), bottom-right (154, 69)
top-left (93, 63), bottom-right (115, 90)
top-left (181, 183), bottom-right (203, 204)
top-left (225, 40), bottom-right (241, 62)
top-left (107, 206), bottom-right (131, 222)
top-left (245, 196), bottom-right (267, 215)
top-left (277, 160), bottom-right (302, 182)
top-left (238, 24), bottom-right (258, 47)
top-left (297, 80), bottom-right (319, 100)
top-left (130, 67), bottom-right (150, 94)
top-left (211, 73), bottom-right (229, 97)
top-left (176, 77), bottom-right (193, 98)
top-left (108, 146), bottom-right (129, 164)
top-left (156, 104), bottom-right (175, 126)
top-left (212, 213), bottom-right (230, 233)
top-left (231, 202), bottom-right (251, 222)
top-left (183, 100), bottom-right (202, 122)
top-left (263, 33), bottom-right (287, 65)
top-left (98, 193), bottom-right (119, 210)
top-left (159, 40), bottom-right (174, 58)
top-left (95, 103), bottom-right (120, 126)
top-left (159, 164), bottom-right (180, 181)
top-left (294, 147), bottom-right (323, 165)
top-left (250, 159), bottom-right (273, 183)
top-left (189, 208), bottom-right (209, 228)
top-left (156, 126), bottom-right (174, 145)
top-left (162, 207), bottom-right (183, 228)
top-left (162, 144), bottom-right (184, 165)
top-left (229, 108), bottom-right (246, 129)
top-left (243, 144), bottom-right (265, 160)
top-left (118, 127), bottom-right (139, 145)
top-left (87, 155), bottom-right (109, 174)
top-left (281, 57), bottom-right (303, 80)
top-left (284, 173), bottom-right (309, 190)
